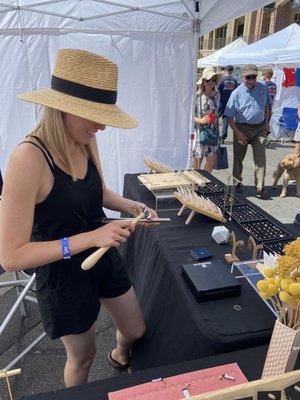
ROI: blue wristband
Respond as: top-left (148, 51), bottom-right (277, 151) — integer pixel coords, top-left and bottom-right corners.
top-left (61, 237), bottom-right (71, 259)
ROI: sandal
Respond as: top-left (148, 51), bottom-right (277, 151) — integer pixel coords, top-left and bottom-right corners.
top-left (107, 351), bottom-right (131, 373)
top-left (256, 189), bottom-right (270, 200)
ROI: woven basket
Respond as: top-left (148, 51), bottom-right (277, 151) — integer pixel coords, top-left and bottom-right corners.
top-left (262, 319), bottom-right (300, 378)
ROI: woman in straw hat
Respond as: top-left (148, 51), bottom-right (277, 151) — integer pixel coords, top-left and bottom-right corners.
top-left (0, 49), bottom-right (157, 385)
top-left (192, 67), bottom-right (221, 172)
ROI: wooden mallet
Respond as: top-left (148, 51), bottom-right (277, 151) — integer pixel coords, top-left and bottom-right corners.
top-left (81, 206), bottom-right (152, 271)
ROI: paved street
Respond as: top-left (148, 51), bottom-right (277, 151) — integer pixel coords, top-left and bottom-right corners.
top-left (0, 131), bottom-right (299, 400)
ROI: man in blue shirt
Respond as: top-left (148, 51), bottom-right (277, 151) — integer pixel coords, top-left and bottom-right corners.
top-left (218, 65), bottom-right (238, 142)
top-left (224, 64), bottom-right (271, 199)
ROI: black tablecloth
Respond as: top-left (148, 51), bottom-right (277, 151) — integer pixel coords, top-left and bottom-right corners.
top-left (22, 345), bottom-right (275, 400)
top-left (121, 173), bottom-right (293, 371)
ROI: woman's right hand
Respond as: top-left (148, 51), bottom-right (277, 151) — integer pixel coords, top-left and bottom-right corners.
top-left (91, 220), bottom-right (135, 248)
top-left (200, 115), bottom-right (211, 124)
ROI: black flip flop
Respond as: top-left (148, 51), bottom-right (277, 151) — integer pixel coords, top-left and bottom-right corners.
top-left (107, 351), bottom-right (131, 373)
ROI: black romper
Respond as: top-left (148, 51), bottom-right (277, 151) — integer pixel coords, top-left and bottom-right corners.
top-left (24, 137), bottom-right (132, 339)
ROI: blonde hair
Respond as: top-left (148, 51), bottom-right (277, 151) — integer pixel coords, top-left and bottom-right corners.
top-left (28, 107), bottom-right (100, 181)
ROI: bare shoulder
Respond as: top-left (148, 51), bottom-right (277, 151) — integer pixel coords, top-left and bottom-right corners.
top-left (5, 141), bottom-right (48, 188)
top-left (10, 140), bottom-right (47, 171)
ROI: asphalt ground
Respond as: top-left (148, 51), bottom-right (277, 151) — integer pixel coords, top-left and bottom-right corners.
top-left (0, 129), bottom-right (299, 400)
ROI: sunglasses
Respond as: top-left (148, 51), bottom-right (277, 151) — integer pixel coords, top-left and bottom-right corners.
top-left (245, 74), bottom-right (257, 80)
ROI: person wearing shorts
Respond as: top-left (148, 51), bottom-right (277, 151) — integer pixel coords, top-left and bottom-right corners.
top-left (0, 49), bottom-right (157, 386)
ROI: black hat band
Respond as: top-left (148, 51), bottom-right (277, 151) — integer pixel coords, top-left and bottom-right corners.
top-left (51, 75), bottom-right (117, 104)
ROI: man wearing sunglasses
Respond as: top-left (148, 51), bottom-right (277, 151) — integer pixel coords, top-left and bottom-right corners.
top-left (224, 64), bottom-right (271, 200)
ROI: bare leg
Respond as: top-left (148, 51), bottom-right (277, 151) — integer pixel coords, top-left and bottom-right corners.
top-left (60, 324), bottom-right (96, 387)
top-left (192, 157), bottom-right (203, 170)
top-left (295, 142), bottom-right (300, 156)
top-left (204, 154), bottom-right (217, 173)
top-left (101, 287), bottom-right (146, 368)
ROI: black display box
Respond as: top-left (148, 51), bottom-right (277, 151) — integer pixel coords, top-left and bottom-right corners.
top-left (182, 259), bottom-right (241, 302)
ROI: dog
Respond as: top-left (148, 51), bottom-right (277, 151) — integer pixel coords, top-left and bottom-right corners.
top-left (272, 153), bottom-right (300, 198)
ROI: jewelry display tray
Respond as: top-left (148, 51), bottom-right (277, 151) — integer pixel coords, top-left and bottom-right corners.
top-left (198, 181), bottom-right (295, 254)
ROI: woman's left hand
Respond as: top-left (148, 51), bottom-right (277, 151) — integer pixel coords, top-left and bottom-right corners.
top-left (132, 202), bottom-right (158, 226)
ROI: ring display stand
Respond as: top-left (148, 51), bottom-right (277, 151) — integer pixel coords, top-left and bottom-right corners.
top-left (225, 204), bottom-right (265, 223)
top-left (195, 182), bottom-right (224, 196)
top-left (205, 193), bottom-right (242, 208)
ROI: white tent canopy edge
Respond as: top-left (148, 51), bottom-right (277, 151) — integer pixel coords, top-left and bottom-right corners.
top-left (219, 23), bottom-right (300, 67)
top-left (0, 0), bottom-right (272, 196)
top-left (198, 38), bottom-right (247, 68)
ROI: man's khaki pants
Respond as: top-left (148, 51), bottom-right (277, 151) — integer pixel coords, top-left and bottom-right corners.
top-left (233, 122), bottom-right (266, 190)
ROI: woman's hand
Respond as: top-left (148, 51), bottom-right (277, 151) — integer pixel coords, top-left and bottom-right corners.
top-left (91, 220), bottom-right (135, 248)
top-left (195, 115), bottom-right (211, 125)
top-left (131, 202), bottom-right (158, 227)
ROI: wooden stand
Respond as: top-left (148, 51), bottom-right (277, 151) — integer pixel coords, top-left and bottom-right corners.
top-left (0, 369), bottom-right (21, 400)
top-left (225, 232), bottom-right (244, 264)
top-left (174, 188), bottom-right (226, 225)
top-left (247, 235), bottom-right (263, 260)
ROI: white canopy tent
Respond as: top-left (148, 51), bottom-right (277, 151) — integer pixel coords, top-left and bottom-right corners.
top-left (0, 0), bottom-right (272, 195)
top-left (219, 23), bottom-right (300, 67)
top-left (198, 38), bottom-right (247, 68)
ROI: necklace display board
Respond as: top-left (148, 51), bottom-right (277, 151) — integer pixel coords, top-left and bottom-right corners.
top-left (108, 363), bottom-right (247, 400)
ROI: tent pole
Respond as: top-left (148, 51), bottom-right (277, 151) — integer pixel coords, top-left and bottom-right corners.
top-left (189, 2), bottom-right (200, 169)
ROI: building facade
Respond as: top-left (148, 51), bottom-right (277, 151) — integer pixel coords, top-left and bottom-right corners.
top-left (200, 0), bottom-right (300, 58)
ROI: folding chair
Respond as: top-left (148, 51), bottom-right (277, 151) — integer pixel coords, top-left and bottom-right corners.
top-left (277, 107), bottom-right (298, 143)
top-left (0, 270), bottom-right (47, 370)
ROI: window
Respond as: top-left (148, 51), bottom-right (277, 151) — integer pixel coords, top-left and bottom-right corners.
top-left (215, 25), bottom-right (227, 49)
top-left (294, 13), bottom-right (300, 24)
top-left (236, 23), bottom-right (244, 37)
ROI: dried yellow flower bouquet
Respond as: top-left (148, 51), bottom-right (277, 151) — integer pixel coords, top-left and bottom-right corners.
top-left (256, 238), bottom-right (300, 329)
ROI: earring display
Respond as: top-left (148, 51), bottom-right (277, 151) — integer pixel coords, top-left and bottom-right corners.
top-left (196, 182), bottom-right (224, 195)
top-left (240, 219), bottom-right (291, 242)
top-left (225, 204), bottom-right (265, 223)
top-left (247, 236), bottom-right (263, 260)
top-left (174, 187), bottom-right (226, 224)
top-left (225, 231), bottom-right (244, 264)
top-left (263, 237), bottom-right (296, 255)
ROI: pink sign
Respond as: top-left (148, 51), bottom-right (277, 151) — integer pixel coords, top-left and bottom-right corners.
top-left (108, 363), bottom-right (248, 400)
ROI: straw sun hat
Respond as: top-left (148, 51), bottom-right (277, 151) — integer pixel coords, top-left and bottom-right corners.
top-left (18, 48), bottom-right (138, 129)
top-left (197, 67), bottom-right (222, 86)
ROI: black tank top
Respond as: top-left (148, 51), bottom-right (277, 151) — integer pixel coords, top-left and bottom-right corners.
top-left (25, 136), bottom-right (105, 242)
